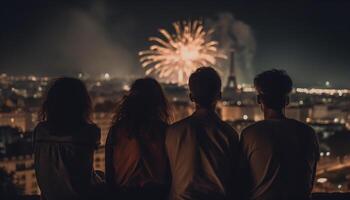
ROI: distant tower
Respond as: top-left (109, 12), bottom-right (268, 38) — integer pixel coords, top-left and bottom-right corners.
top-left (226, 51), bottom-right (238, 90)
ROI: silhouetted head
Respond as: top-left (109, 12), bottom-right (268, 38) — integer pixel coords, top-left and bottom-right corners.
top-left (112, 78), bottom-right (170, 138)
top-left (189, 67), bottom-right (222, 108)
top-left (254, 69), bottom-right (293, 111)
top-left (40, 77), bottom-right (92, 130)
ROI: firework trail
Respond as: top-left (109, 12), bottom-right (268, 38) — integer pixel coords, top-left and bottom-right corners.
top-left (139, 20), bottom-right (226, 85)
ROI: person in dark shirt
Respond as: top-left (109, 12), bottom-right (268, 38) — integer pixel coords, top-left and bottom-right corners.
top-left (105, 78), bottom-right (171, 200)
top-left (34, 77), bottom-right (101, 200)
top-left (240, 69), bottom-right (320, 200)
top-left (166, 67), bottom-right (239, 200)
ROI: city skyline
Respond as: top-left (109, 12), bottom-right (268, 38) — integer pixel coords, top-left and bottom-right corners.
top-left (0, 1), bottom-right (350, 87)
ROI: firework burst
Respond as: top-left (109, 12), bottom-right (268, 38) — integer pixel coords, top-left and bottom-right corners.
top-left (139, 20), bottom-right (226, 85)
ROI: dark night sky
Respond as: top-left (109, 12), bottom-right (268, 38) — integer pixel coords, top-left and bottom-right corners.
top-left (0, 0), bottom-right (349, 87)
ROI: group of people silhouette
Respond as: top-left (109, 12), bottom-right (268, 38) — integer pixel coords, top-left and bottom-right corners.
top-left (33, 67), bottom-right (319, 200)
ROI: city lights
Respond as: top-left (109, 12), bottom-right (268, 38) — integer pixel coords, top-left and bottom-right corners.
top-left (243, 115), bottom-right (248, 120)
top-left (317, 178), bottom-right (328, 183)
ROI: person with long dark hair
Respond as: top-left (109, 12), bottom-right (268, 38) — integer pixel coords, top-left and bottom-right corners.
top-left (105, 78), bottom-right (171, 200)
top-left (34, 77), bottom-right (101, 200)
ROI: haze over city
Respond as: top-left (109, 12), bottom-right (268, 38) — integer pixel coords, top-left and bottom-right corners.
top-left (0, 0), bottom-right (349, 87)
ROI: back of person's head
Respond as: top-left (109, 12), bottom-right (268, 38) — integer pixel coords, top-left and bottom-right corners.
top-left (40, 77), bottom-right (92, 131)
top-left (112, 77), bottom-right (170, 138)
top-left (189, 67), bottom-right (222, 108)
top-left (254, 69), bottom-right (293, 110)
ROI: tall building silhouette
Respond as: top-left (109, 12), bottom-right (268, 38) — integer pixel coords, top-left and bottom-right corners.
top-left (223, 51), bottom-right (240, 101)
top-left (226, 51), bottom-right (238, 90)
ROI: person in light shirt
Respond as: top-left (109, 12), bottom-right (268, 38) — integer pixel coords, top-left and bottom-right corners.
top-left (166, 67), bottom-right (240, 200)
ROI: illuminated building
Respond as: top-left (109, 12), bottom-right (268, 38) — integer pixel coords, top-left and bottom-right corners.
top-left (171, 101), bottom-right (194, 122)
top-left (219, 103), bottom-right (263, 122)
top-left (222, 52), bottom-right (241, 102)
top-left (0, 111), bottom-right (38, 132)
top-left (311, 104), bottom-right (347, 123)
top-left (285, 105), bottom-right (312, 122)
top-left (92, 112), bottom-right (113, 145)
top-left (226, 119), bottom-right (255, 133)
top-left (93, 147), bottom-right (105, 172)
top-left (0, 154), bottom-right (39, 195)
top-left (0, 126), bottom-right (21, 154)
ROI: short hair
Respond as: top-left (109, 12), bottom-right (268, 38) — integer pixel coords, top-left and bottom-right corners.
top-left (254, 69), bottom-right (293, 110)
top-left (189, 67), bottom-right (221, 107)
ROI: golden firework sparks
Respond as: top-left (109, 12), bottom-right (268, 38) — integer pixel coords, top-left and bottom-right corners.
top-left (139, 20), bottom-right (226, 85)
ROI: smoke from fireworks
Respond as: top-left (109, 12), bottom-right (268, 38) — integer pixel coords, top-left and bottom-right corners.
top-left (206, 13), bottom-right (256, 84)
top-left (139, 20), bottom-right (226, 85)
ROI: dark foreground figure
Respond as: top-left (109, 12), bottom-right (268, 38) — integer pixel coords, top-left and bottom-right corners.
top-left (166, 67), bottom-right (240, 200)
top-left (33, 78), bottom-right (102, 200)
top-left (30, 68), bottom-right (322, 200)
top-left (240, 70), bottom-right (320, 200)
top-left (105, 78), bottom-right (171, 200)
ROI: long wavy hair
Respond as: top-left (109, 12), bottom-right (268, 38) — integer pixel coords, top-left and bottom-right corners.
top-left (112, 78), bottom-right (171, 138)
top-left (39, 77), bottom-right (92, 131)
